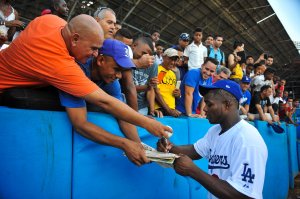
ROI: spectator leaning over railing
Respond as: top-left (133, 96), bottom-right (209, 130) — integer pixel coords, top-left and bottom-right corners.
top-left (282, 97), bottom-right (299, 126)
top-left (0, 14), bottom-right (171, 148)
top-left (58, 39), bottom-right (148, 165)
top-left (248, 85), bottom-right (279, 124)
top-left (239, 76), bottom-right (251, 119)
top-left (176, 57), bottom-right (218, 117)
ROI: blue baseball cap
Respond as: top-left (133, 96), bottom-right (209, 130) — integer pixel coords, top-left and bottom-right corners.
top-left (199, 80), bottom-right (243, 103)
top-left (99, 39), bottom-right (135, 69)
top-left (241, 76), bottom-right (251, 83)
top-left (179, 33), bottom-right (190, 41)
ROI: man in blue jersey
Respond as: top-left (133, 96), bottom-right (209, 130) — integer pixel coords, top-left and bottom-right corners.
top-left (176, 57), bottom-right (218, 117)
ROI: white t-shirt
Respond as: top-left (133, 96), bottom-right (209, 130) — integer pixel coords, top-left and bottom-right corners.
top-left (194, 120), bottom-right (268, 199)
top-left (184, 41), bottom-right (207, 70)
top-left (0, 7), bottom-right (16, 37)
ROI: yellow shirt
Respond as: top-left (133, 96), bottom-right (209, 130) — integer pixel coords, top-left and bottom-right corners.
top-left (230, 63), bottom-right (243, 80)
top-left (155, 65), bottom-right (176, 109)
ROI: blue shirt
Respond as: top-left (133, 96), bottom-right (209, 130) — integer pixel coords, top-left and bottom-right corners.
top-left (241, 90), bottom-right (251, 106)
top-left (176, 69), bottom-right (212, 114)
top-left (207, 46), bottom-right (225, 68)
top-left (59, 58), bottom-right (122, 108)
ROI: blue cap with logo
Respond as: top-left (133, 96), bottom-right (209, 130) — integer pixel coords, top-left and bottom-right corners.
top-left (179, 33), bottom-right (190, 41)
top-left (199, 79), bottom-right (243, 103)
top-left (241, 76), bottom-right (251, 83)
top-left (99, 39), bottom-right (135, 69)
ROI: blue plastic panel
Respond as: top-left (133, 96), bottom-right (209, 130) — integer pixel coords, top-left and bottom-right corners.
top-left (255, 120), bottom-right (289, 199)
top-left (0, 107), bottom-right (72, 199)
top-left (72, 114), bottom-right (190, 199)
top-left (286, 124), bottom-right (299, 188)
top-left (0, 106), bottom-right (295, 198)
top-left (187, 118), bottom-right (212, 199)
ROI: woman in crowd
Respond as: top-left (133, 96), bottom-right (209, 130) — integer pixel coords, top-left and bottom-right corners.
top-left (228, 41), bottom-right (244, 83)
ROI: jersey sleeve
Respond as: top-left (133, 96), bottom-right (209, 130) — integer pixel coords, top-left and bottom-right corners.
top-left (193, 126), bottom-right (217, 158)
top-left (226, 146), bottom-right (267, 199)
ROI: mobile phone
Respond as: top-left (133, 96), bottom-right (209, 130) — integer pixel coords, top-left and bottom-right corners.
top-left (176, 81), bottom-right (181, 89)
top-left (264, 53), bottom-right (268, 60)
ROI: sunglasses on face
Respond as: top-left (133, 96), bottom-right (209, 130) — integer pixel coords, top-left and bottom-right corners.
top-left (169, 57), bottom-right (179, 61)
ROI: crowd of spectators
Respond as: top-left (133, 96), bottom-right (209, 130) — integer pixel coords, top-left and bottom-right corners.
top-left (1, 2), bottom-right (296, 197)
top-left (0, 1), bottom-right (299, 127)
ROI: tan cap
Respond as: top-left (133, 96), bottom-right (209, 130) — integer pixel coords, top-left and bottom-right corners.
top-left (163, 48), bottom-right (178, 57)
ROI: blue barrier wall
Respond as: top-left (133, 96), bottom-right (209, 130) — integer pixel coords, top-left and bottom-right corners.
top-left (0, 107), bottom-right (298, 198)
top-left (255, 120), bottom-right (290, 199)
top-left (287, 124), bottom-right (299, 188)
top-left (0, 107), bottom-right (72, 199)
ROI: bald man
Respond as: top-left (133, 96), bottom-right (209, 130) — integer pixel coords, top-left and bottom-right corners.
top-left (0, 15), bottom-right (171, 160)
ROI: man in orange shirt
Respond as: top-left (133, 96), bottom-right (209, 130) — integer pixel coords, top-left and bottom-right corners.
top-left (0, 14), bottom-right (171, 166)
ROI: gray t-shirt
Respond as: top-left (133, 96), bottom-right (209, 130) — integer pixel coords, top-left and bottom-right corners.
top-left (132, 62), bottom-right (158, 109)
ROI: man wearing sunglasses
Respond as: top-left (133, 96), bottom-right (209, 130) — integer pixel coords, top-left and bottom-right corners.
top-left (154, 48), bottom-right (181, 117)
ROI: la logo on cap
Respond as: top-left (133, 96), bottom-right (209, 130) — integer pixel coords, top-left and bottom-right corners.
top-left (124, 47), bottom-right (129, 57)
top-left (226, 85), bottom-right (230, 88)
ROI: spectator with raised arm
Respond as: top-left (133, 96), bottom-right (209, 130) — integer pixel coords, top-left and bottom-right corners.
top-left (132, 37), bottom-right (162, 117)
top-left (228, 41), bottom-right (244, 83)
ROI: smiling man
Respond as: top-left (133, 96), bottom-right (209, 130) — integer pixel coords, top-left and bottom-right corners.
top-left (154, 48), bottom-right (181, 117)
top-left (59, 39), bottom-right (149, 166)
top-left (157, 80), bottom-right (268, 199)
top-left (0, 15), bottom-right (171, 165)
top-left (176, 57), bottom-right (218, 117)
